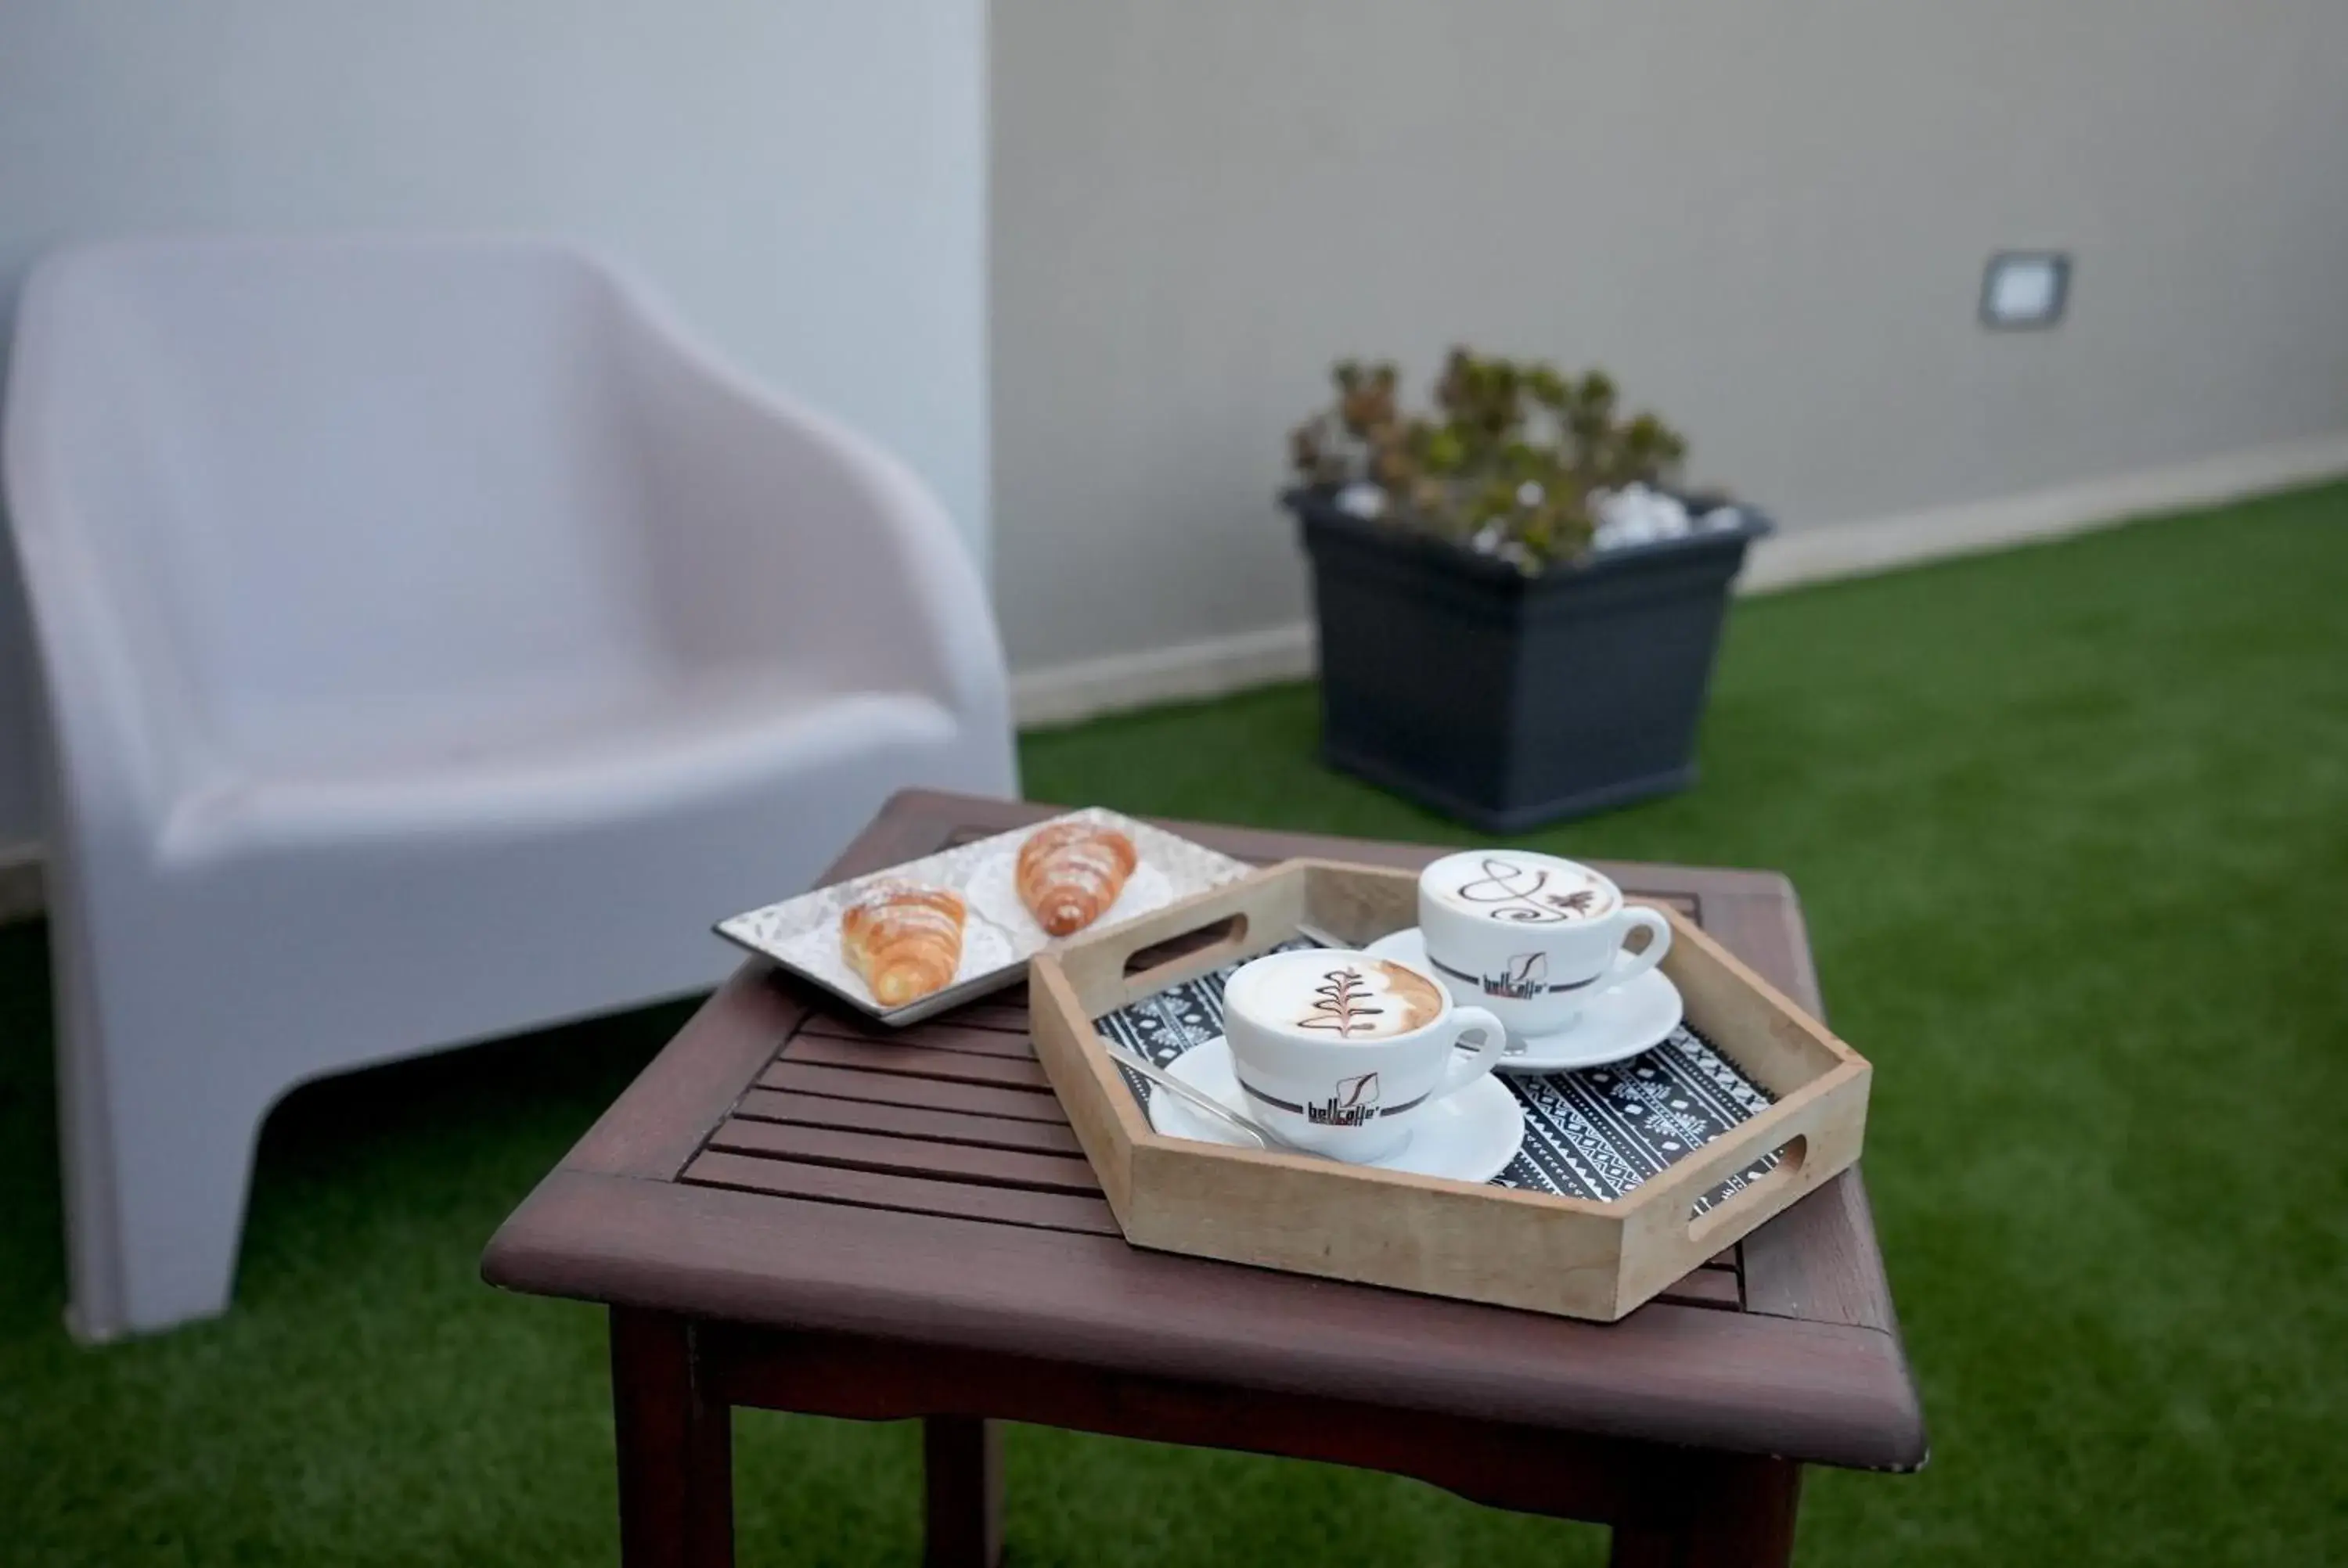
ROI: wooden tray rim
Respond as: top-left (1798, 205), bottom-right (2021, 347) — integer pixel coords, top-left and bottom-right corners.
top-left (1031, 856), bottom-right (1871, 1225)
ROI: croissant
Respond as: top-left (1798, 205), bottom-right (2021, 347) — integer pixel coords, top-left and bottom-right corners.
top-left (1017, 822), bottom-right (1139, 937)
top-left (841, 881), bottom-right (967, 1007)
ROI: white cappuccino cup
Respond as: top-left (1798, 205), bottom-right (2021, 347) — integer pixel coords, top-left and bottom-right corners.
top-left (1417, 851), bottom-right (1672, 1038)
top-left (1220, 948), bottom-right (1507, 1162)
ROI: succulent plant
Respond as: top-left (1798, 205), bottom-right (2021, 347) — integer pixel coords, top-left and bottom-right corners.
top-left (1286, 348), bottom-right (1691, 570)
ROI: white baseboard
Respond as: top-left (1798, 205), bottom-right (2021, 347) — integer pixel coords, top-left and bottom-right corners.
top-left (1012, 431), bottom-right (2348, 729)
top-left (1014, 622), bottom-right (1317, 728)
top-left (0, 840), bottom-right (42, 926)
top-left (1739, 430), bottom-right (2348, 593)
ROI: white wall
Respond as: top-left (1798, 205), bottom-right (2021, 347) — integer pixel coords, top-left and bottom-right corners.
top-left (992, 0), bottom-right (2348, 678)
top-left (0, 0), bottom-right (988, 846)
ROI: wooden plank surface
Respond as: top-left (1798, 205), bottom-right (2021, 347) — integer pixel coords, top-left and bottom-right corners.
top-left (561, 963), bottom-right (809, 1182)
top-left (758, 1061), bottom-right (1068, 1124)
top-left (796, 1012), bottom-right (1040, 1061)
top-left (703, 1117), bottom-right (1104, 1196)
top-left (682, 1151), bottom-right (1122, 1237)
top-left (942, 999), bottom-right (1034, 1034)
top-left (729, 1011), bottom-right (1748, 1315)
top-left (733, 1088), bottom-right (1086, 1157)
top-left (780, 1033), bottom-right (1054, 1093)
top-left (492, 788), bottom-right (1922, 1471)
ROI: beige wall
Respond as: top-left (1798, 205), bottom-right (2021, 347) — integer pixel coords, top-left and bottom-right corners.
top-left (992, 0), bottom-right (2348, 674)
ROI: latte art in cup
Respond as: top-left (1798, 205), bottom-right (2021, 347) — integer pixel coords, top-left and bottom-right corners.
top-left (1425, 855), bottom-right (1619, 926)
top-left (1417, 849), bottom-right (1673, 1039)
top-left (1218, 946), bottom-right (1509, 1161)
top-left (1226, 951), bottom-right (1444, 1040)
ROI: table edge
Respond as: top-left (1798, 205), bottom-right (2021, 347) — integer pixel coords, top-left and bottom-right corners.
top-left (485, 1166), bottom-right (1928, 1472)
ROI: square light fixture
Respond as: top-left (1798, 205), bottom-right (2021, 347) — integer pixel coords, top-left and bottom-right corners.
top-left (1981, 251), bottom-right (2071, 330)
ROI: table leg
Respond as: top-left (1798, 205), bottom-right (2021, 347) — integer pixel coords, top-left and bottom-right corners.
top-left (922, 1415), bottom-right (1003, 1568)
top-left (1608, 1455), bottom-right (1801, 1568)
top-left (611, 1308), bottom-right (735, 1568)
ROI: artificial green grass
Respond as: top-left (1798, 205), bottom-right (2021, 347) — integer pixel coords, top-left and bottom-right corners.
top-left (5, 484), bottom-right (2347, 1564)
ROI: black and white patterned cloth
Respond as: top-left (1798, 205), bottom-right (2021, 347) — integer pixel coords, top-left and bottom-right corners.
top-left (1093, 939), bottom-right (1781, 1211)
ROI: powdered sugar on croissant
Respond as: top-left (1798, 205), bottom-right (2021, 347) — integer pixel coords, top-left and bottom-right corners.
top-left (841, 880), bottom-right (967, 1006)
top-left (1016, 822), bottom-right (1139, 937)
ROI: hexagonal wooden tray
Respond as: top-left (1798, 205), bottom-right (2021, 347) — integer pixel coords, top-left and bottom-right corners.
top-left (1028, 859), bottom-right (1873, 1322)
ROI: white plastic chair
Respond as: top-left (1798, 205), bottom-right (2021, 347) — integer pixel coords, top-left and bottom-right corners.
top-left (2, 236), bottom-right (1016, 1340)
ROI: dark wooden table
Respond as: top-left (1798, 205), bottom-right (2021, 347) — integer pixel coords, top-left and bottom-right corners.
top-left (484, 791), bottom-right (1925, 1567)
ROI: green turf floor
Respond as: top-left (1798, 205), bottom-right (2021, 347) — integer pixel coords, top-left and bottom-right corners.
top-left (4, 484), bottom-right (2346, 1565)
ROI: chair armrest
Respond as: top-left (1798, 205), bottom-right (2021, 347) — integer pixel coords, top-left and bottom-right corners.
top-left (610, 275), bottom-right (1008, 732)
top-left (5, 276), bottom-right (218, 847)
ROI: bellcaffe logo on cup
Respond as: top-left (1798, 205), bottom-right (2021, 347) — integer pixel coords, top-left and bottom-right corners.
top-left (1220, 949), bottom-right (1507, 1163)
top-left (1417, 851), bottom-right (1672, 1036)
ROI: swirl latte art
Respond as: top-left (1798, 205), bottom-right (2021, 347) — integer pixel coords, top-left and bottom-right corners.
top-left (1429, 856), bottom-right (1617, 925)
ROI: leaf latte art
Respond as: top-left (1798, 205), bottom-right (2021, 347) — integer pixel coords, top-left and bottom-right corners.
top-left (1230, 953), bottom-right (1442, 1039)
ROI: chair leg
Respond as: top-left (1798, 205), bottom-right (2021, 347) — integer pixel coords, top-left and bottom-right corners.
top-left (56, 995), bottom-right (267, 1340)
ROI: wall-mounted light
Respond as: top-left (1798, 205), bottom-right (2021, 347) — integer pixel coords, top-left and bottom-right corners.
top-left (1980, 251), bottom-right (2071, 330)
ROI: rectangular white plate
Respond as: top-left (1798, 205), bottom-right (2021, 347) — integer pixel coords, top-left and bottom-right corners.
top-left (715, 808), bottom-right (1255, 1026)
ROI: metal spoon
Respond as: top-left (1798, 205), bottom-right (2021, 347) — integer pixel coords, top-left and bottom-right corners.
top-left (1100, 1041), bottom-right (1309, 1155)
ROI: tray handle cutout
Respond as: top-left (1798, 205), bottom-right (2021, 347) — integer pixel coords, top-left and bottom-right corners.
top-left (1122, 915), bottom-right (1251, 991)
top-left (1687, 1135), bottom-right (1808, 1249)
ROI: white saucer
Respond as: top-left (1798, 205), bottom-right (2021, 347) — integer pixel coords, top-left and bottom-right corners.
top-left (1143, 1037), bottom-right (1525, 1185)
top-left (1364, 927), bottom-right (1684, 1073)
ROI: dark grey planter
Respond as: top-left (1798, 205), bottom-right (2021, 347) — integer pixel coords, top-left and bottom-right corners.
top-left (1290, 490), bottom-right (1771, 831)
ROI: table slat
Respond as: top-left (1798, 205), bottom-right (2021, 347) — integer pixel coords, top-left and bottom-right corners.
top-left (705, 1117), bottom-right (1103, 1196)
top-left (734, 1088), bottom-right (1086, 1157)
top-left (942, 999), bottom-right (1034, 1033)
top-left (682, 1151), bottom-right (1122, 1236)
top-left (783, 1034), bottom-right (1054, 1092)
top-left (759, 1061), bottom-right (1073, 1124)
top-left (797, 1013), bottom-right (1039, 1062)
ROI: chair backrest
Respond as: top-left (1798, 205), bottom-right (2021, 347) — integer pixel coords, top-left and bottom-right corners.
top-left (10, 237), bottom-right (665, 762)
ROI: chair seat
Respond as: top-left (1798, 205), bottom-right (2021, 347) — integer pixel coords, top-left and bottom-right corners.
top-left (164, 679), bottom-right (960, 863)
